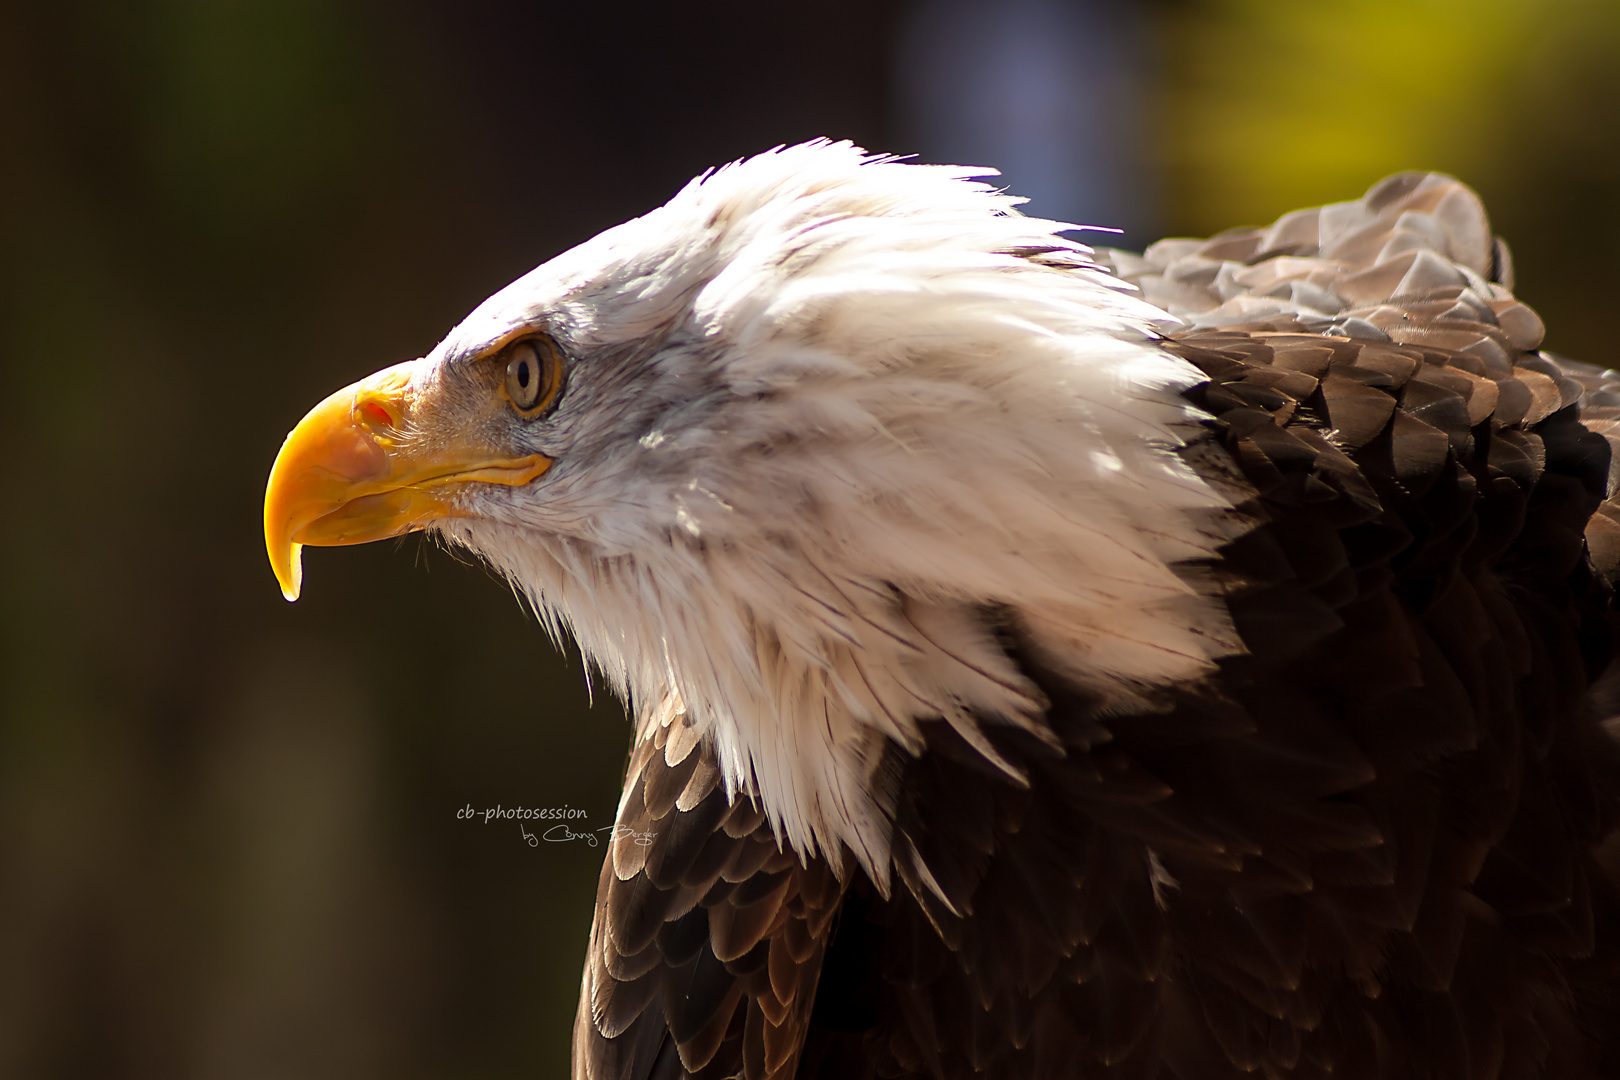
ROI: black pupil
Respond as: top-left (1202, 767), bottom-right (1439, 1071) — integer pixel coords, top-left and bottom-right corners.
top-left (517, 360), bottom-right (531, 388)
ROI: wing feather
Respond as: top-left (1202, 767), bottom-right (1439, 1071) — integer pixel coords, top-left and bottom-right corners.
top-left (576, 702), bottom-right (843, 1080)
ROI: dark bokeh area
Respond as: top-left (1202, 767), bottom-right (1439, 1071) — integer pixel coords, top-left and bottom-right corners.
top-left (0, 2), bottom-right (1615, 1077)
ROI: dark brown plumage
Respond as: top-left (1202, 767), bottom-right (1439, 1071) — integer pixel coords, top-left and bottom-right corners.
top-left (573, 173), bottom-right (1620, 1079)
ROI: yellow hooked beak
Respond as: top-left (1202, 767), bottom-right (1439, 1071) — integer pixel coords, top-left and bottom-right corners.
top-left (264, 361), bottom-right (551, 601)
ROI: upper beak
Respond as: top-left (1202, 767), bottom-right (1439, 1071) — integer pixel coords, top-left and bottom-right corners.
top-left (264, 360), bottom-right (551, 601)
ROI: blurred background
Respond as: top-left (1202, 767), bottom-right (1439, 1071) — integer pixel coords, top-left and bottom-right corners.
top-left (1, 0), bottom-right (1616, 1076)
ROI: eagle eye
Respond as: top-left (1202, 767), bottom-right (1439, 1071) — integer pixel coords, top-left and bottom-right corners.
top-left (502, 336), bottom-right (564, 417)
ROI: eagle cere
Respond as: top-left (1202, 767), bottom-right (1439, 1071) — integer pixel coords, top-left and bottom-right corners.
top-left (263, 141), bottom-right (1620, 1079)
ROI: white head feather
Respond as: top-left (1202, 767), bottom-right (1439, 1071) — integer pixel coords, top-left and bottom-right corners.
top-left (418, 141), bottom-right (1241, 883)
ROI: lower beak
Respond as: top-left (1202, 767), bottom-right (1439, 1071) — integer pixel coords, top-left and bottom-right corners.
top-left (263, 361), bottom-right (551, 600)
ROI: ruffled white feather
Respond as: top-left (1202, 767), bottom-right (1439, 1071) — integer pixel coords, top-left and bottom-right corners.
top-left (433, 142), bottom-right (1244, 885)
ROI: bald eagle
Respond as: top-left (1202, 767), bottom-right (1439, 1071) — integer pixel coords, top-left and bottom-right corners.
top-left (264, 142), bottom-right (1620, 1079)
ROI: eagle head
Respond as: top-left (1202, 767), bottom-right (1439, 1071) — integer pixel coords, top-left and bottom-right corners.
top-left (263, 141), bottom-right (1240, 878)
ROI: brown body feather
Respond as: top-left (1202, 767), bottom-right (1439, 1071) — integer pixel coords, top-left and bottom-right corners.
top-left (575, 174), bottom-right (1620, 1078)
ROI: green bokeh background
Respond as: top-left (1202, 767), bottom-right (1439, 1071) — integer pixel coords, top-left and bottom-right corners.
top-left (0, 2), bottom-right (1615, 1076)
